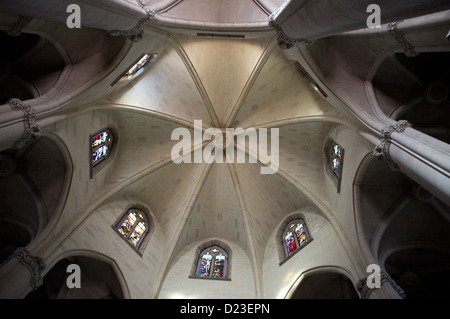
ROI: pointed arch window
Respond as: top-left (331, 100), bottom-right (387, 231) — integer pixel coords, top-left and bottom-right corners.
top-left (113, 53), bottom-right (158, 85)
top-left (282, 220), bottom-right (312, 258)
top-left (90, 127), bottom-right (117, 178)
top-left (330, 142), bottom-right (343, 178)
top-left (91, 129), bottom-right (113, 167)
top-left (324, 139), bottom-right (344, 192)
top-left (115, 208), bottom-right (150, 254)
top-left (190, 242), bottom-right (231, 280)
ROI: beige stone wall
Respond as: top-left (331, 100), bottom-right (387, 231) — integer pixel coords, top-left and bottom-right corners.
top-left (52, 197), bottom-right (164, 299)
top-left (322, 124), bottom-right (375, 259)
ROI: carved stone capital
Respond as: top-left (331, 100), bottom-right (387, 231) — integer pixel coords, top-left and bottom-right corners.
top-left (357, 271), bottom-right (406, 299)
top-left (381, 271), bottom-right (406, 299)
top-left (8, 15), bottom-right (33, 37)
top-left (109, 0), bottom-right (156, 42)
top-left (12, 248), bottom-right (45, 291)
top-left (388, 21), bottom-right (417, 58)
top-left (7, 98), bottom-right (41, 149)
top-left (373, 120), bottom-right (412, 171)
top-left (356, 277), bottom-right (375, 299)
top-left (268, 14), bottom-right (313, 50)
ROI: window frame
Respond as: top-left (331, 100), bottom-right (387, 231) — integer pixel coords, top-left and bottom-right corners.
top-left (113, 206), bottom-right (152, 256)
top-left (282, 220), bottom-right (312, 259)
top-left (89, 126), bottom-right (117, 179)
top-left (324, 138), bottom-right (345, 193)
top-left (111, 52), bottom-right (158, 86)
top-left (277, 215), bottom-right (313, 266)
top-left (189, 241), bottom-right (232, 281)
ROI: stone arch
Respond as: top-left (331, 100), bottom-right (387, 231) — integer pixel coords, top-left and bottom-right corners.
top-left (0, 133), bottom-right (72, 264)
top-left (354, 152), bottom-right (450, 298)
top-left (286, 266), bottom-right (359, 299)
top-left (26, 249), bottom-right (130, 299)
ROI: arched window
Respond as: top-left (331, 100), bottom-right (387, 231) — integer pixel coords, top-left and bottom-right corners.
top-left (113, 53), bottom-right (158, 85)
top-left (90, 127), bottom-right (117, 178)
top-left (191, 242), bottom-right (231, 280)
top-left (330, 141), bottom-right (343, 178)
top-left (125, 54), bottom-right (153, 77)
top-left (91, 128), bottom-right (113, 167)
top-left (115, 208), bottom-right (150, 253)
top-left (324, 139), bottom-right (345, 192)
top-left (282, 220), bottom-right (312, 258)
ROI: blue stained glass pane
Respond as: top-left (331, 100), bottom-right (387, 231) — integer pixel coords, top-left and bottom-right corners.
top-left (92, 131), bottom-right (109, 148)
top-left (199, 253), bottom-right (212, 277)
top-left (333, 143), bottom-right (341, 158)
top-left (92, 145), bottom-right (108, 164)
top-left (332, 158), bottom-right (340, 169)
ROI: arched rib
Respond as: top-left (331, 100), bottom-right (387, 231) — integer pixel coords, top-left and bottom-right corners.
top-left (235, 142), bottom-right (367, 275)
top-left (152, 161), bottom-right (214, 298)
top-left (228, 164), bottom-right (263, 298)
top-left (225, 37), bottom-right (277, 128)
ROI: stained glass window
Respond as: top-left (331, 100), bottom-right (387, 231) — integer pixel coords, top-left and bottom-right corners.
top-left (330, 142), bottom-right (343, 178)
top-left (324, 139), bottom-right (344, 193)
top-left (91, 129), bottom-right (113, 167)
top-left (126, 54), bottom-right (152, 76)
top-left (282, 220), bottom-right (311, 259)
top-left (196, 246), bottom-right (228, 279)
top-left (117, 209), bottom-right (148, 249)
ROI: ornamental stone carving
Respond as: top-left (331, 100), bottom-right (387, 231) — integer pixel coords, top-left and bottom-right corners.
top-left (268, 4), bottom-right (313, 50)
top-left (7, 98), bottom-right (41, 149)
top-left (109, 0), bottom-right (155, 42)
top-left (388, 21), bottom-right (417, 58)
top-left (357, 271), bottom-right (406, 299)
top-left (7, 15), bottom-right (33, 37)
top-left (373, 120), bottom-right (412, 171)
top-left (0, 248), bottom-right (46, 291)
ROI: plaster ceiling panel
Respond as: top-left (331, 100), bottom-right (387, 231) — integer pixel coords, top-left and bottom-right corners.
top-left (109, 110), bottom-right (194, 184)
top-left (233, 46), bottom-right (339, 128)
top-left (118, 161), bottom-right (208, 250)
top-left (173, 163), bottom-right (249, 257)
top-left (276, 122), bottom-right (331, 197)
top-left (177, 35), bottom-right (271, 126)
top-left (160, 0), bottom-right (268, 24)
top-left (106, 44), bottom-right (213, 126)
top-left (233, 162), bottom-right (311, 263)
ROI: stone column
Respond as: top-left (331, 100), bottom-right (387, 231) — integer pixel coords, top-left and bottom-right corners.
top-left (357, 270), bottom-right (406, 299)
top-left (373, 121), bottom-right (450, 207)
top-left (269, 0), bottom-right (450, 49)
top-left (0, 248), bottom-right (45, 299)
top-left (0, 0), bottom-right (154, 40)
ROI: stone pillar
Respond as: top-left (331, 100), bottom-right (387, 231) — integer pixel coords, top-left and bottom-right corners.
top-left (269, 0), bottom-right (450, 49)
top-left (0, 248), bottom-right (45, 299)
top-left (0, 99), bottom-right (41, 151)
top-left (373, 121), bottom-right (450, 207)
top-left (0, 0), bottom-right (155, 40)
top-left (357, 270), bottom-right (406, 299)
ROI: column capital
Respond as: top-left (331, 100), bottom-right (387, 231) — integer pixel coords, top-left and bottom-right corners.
top-left (268, 13), bottom-right (313, 49)
top-left (109, 0), bottom-right (156, 42)
top-left (357, 271), bottom-right (406, 299)
top-left (7, 98), bottom-right (41, 149)
top-left (7, 248), bottom-right (45, 291)
top-left (373, 120), bottom-right (412, 171)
